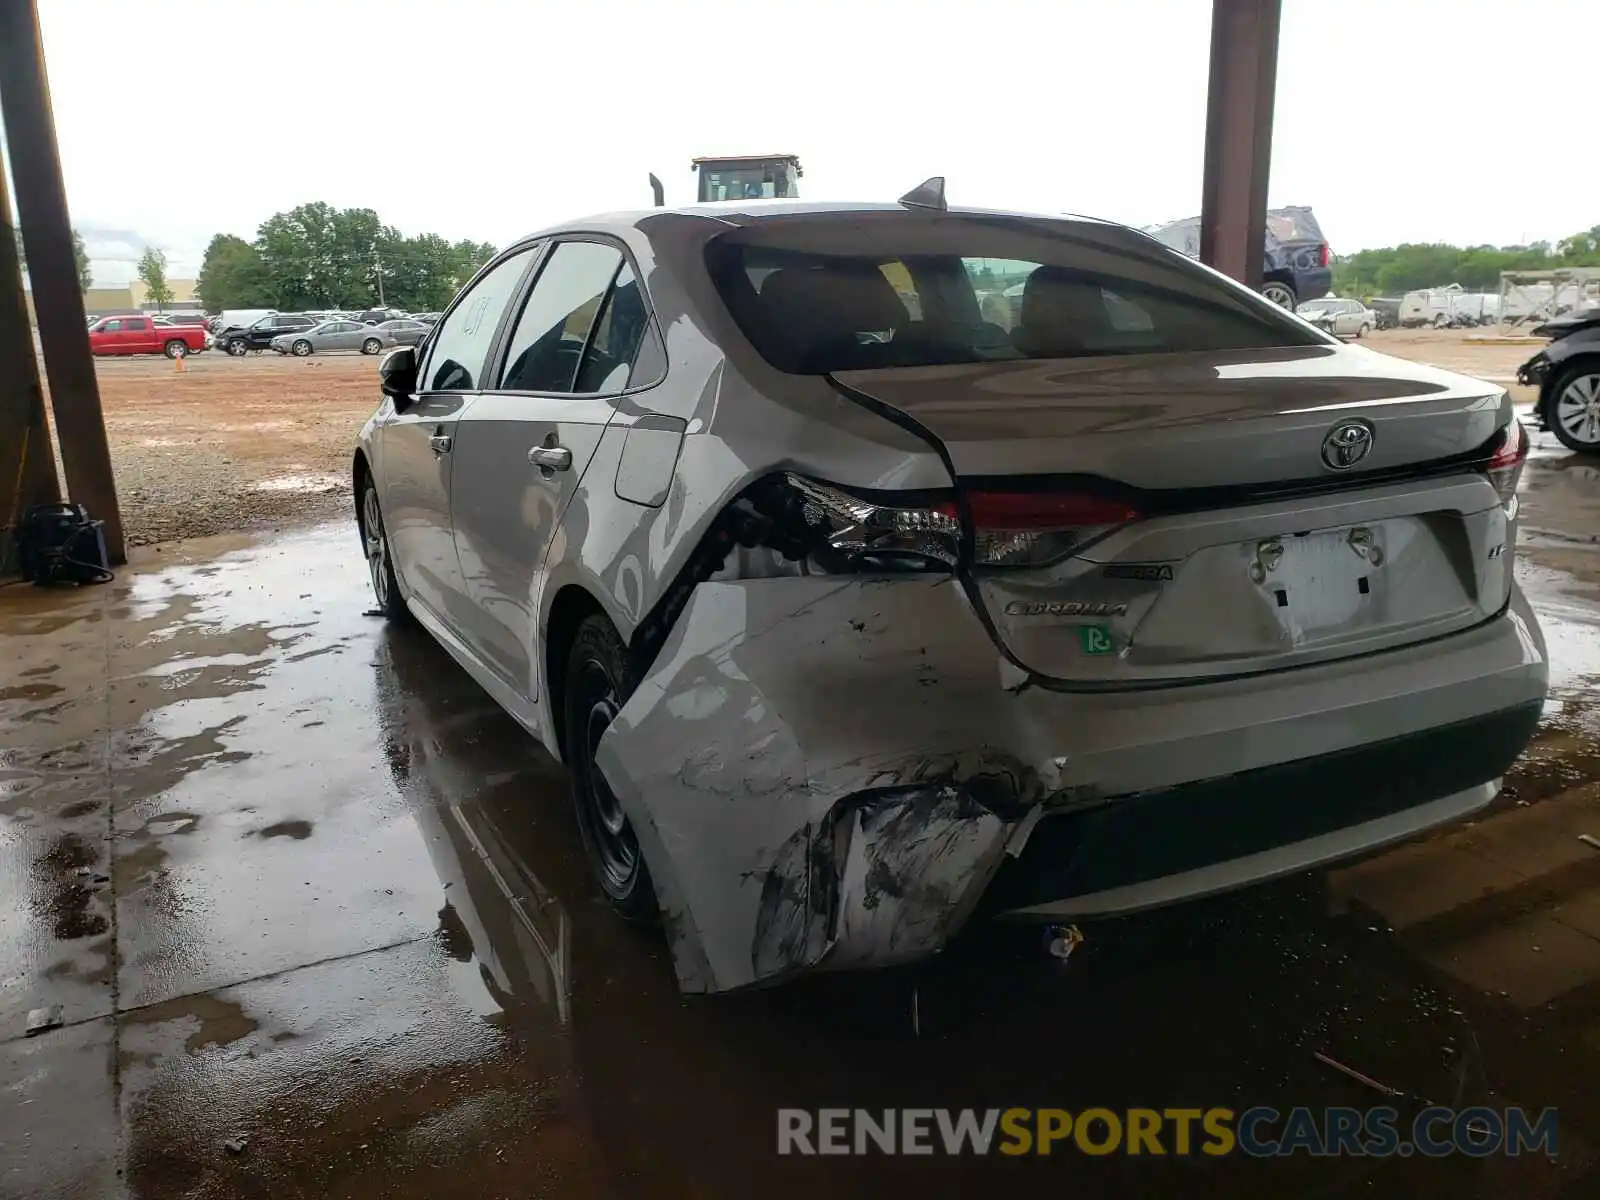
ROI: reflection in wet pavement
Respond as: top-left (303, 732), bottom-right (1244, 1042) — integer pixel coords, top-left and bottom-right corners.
top-left (0, 447), bottom-right (1596, 1197)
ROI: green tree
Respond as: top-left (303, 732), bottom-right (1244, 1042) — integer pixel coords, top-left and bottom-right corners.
top-left (12, 226), bottom-right (96, 290)
top-left (136, 245), bottom-right (172, 310)
top-left (195, 234), bottom-right (272, 311)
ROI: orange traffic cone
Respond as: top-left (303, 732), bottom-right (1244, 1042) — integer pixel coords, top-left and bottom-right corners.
top-left (174, 350), bottom-right (186, 373)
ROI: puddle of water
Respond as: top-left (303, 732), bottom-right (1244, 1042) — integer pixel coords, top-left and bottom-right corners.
top-left (252, 473), bottom-right (345, 494)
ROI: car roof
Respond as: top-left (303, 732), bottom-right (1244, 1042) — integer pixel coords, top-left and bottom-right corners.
top-left (512, 200), bottom-right (1130, 246)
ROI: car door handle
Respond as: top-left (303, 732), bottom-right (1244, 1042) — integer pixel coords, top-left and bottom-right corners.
top-left (429, 432), bottom-right (452, 455)
top-left (529, 445), bottom-right (572, 471)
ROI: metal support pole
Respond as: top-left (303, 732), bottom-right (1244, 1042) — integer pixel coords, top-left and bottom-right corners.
top-left (0, 156), bottom-right (60, 573)
top-left (0, 0), bottom-right (124, 562)
top-left (1198, 0), bottom-right (1281, 291)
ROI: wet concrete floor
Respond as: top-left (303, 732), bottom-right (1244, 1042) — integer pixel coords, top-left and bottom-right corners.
top-left (2, 434), bottom-right (1600, 1199)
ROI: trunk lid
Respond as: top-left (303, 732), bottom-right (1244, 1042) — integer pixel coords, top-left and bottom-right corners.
top-left (833, 344), bottom-right (1507, 488)
top-left (833, 347), bottom-right (1516, 684)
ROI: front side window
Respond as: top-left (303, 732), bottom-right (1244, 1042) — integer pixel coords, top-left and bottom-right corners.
top-left (421, 248), bottom-right (536, 392)
top-left (707, 213), bottom-right (1322, 375)
top-left (100, 320), bottom-right (122, 332)
top-left (497, 241), bottom-right (624, 393)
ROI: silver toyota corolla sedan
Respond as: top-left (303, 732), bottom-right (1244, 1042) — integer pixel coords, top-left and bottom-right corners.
top-left (353, 199), bottom-right (1547, 994)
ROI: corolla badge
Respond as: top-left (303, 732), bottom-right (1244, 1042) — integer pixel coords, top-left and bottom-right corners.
top-left (1321, 419), bottom-right (1375, 470)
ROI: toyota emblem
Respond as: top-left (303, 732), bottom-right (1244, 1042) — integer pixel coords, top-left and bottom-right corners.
top-left (1321, 419), bottom-right (1374, 470)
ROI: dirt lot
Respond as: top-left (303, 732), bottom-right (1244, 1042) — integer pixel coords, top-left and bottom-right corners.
top-left (73, 329), bottom-right (1548, 547)
top-left (83, 351), bottom-right (379, 546)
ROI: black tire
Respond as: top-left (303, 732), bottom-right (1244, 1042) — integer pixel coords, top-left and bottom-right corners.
top-left (1544, 364), bottom-right (1600, 455)
top-left (163, 339), bottom-right (188, 359)
top-left (563, 614), bottom-right (658, 922)
top-left (361, 338), bottom-right (382, 355)
top-left (226, 337), bottom-right (247, 356)
top-left (292, 339), bottom-right (312, 357)
top-left (359, 479), bottom-right (408, 622)
top-left (1260, 280), bottom-right (1297, 309)
top-left (1357, 324), bottom-right (1370, 339)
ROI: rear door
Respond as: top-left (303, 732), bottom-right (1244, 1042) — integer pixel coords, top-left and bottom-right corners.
top-left (448, 237), bottom-right (649, 699)
top-left (380, 246), bottom-right (539, 630)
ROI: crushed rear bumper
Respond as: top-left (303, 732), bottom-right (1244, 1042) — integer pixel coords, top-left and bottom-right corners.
top-left (595, 577), bottom-right (1547, 993)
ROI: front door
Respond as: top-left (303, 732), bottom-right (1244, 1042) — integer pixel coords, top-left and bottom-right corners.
top-left (380, 247), bottom-right (538, 629)
top-left (449, 239), bottom-right (650, 700)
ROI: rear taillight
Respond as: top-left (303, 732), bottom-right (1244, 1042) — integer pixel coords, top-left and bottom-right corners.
top-left (782, 474), bottom-right (1138, 570)
top-left (938, 490), bottom-right (1141, 567)
top-left (1319, 244), bottom-right (1332, 268)
top-left (1484, 418), bottom-right (1528, 512)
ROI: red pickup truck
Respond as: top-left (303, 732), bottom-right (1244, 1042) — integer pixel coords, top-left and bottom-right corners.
top-left (88, 313), bottom-right (208, 358)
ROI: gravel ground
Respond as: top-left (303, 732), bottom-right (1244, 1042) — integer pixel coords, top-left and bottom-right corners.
top-left (62, 351), bottom-right (379, 547)
top-left (40, 329), bottom-right (1548, 548)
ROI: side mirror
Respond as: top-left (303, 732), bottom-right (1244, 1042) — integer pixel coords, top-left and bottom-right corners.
top-left (379, 345), bottom-right (418, 400)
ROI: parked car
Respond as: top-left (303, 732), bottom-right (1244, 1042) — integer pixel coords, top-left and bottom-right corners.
top-left (153, 311), bottom-right (210, 327)
top-left (1296, 297), bottom-right (1375, 338)
top-left (88, 313), bottom-right (208, 358)
top-left (412, 311), bottom-right (442, 326)
top-left (1147, 206), bottom-right (1333, 309)
top-left (270, 319), bottom-right (393, 356)
top-left (354, 200), bottom-right (1546, 995)
top-left (1516, 308), bottom-right (1600, 454)
top-left (212, 308), bottom-right (276, 337)
top-left (373, 318), bottom-right (430, 346)
top-left (357, 306), bottom-right (406, 326)
top-left (220, 313), bottom-right (319, 355)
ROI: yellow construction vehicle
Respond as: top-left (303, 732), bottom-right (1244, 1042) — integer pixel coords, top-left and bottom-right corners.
top-left (649, 154), bottom-right (803, 206)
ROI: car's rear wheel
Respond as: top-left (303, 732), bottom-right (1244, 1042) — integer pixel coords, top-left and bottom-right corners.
top-left (292, 339), bottom-right (312, 357)
top-left (226, 338), bottom-right (246, 356)
top-left (163, 339), bottom-right (187, 359)
top-left (1547, 366), bottom-right (1600, 454)
top-left (359, 480), bottom-right (408, 622)
top-left (1357, 323), bottom-right (1370, 339)
top-left (1260, 280), bottom-right (1296, 309)
top-left (563, 614), bottom-right (658, 922)
top-left (361, 338), bottom-right (382, 355)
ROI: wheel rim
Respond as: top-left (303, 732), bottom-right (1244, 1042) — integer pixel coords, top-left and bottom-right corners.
top-left (295, 341), bottom-right (310, 356)
top-left (362, 488), bottom-right (389, 606)
top-left (574, 661), bottom-right (639, 891)
top-left (1556, 374), bottom-right (1600, 445)
top-left (1261, 283), bottom-right (1295, 309)
top-left (364, 340), bottom-right (380, 354)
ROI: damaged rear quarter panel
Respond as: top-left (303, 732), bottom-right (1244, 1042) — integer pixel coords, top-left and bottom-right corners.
top-left (593, 575), bottom-right (1049, 993)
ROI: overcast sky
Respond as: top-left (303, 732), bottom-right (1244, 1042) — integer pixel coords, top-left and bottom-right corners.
top-left (15, 0), bottom-right (1600, 284)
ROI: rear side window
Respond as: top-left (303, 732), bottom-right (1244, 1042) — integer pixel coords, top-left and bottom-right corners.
top-left (125, 318), bottom-right (148, 331)
top-left (706, 213), bottom-right (1321, 374)
top-left (497, 240), bottom-right (634, 394)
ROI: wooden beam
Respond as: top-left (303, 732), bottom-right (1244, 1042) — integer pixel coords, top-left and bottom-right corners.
top-left (0, 0), bottom-right (124, 562)
top-left (1199, 0), bottom-right (1281, 291)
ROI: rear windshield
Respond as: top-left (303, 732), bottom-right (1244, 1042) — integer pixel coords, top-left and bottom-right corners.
top-left (705, 212), bottom-right (1322, 374)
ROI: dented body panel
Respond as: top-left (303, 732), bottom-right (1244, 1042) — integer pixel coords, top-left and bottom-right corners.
top-left (596, 576), bottom-right (1547, 993)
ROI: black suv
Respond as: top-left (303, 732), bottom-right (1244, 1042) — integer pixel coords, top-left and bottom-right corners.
top-left (220, 313), bottom-right (318, 356)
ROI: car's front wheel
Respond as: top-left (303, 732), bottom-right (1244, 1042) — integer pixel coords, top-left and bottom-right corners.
top-left (1546, 365), bottom-right (1600, 454)
top-left (226, 338), bottom-right (246, 356)
top-left (292, 339), bottom-right (312, 357)
top-left (359, 480), bottom-right (408, 621)
top-left (563, 614), bottom-right (658, 922)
